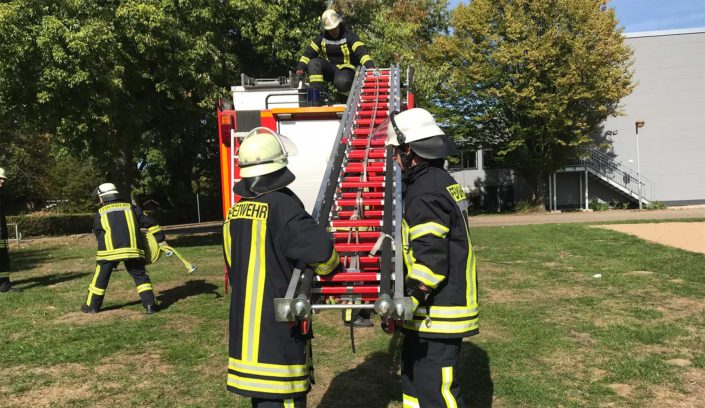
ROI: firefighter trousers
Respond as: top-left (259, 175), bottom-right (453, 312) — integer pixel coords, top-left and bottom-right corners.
top-left (251, 397), bottom-right (306, 407)
top-left (401, 332), bottom-right (465, 408)
top-left (306, 58), bottom-right (355, 95)
top-left (0, 245), bottom-right (11, 292)
top-left (84, 259), bottom-right (156, 311)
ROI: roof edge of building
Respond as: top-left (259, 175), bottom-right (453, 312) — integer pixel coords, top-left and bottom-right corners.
top-left (625, 27), bottom-right (705, 39)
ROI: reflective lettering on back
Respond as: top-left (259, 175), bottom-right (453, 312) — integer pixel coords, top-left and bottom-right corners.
top-left (446, 184), bottom-right (466, 203)
top-left (227, 202), bottom-right (269, 221)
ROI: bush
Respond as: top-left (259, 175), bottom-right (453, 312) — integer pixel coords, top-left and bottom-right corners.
top-left (589, 198), bottom-right (609, 212)
top-left (645, 200), bottom-right (667, 210)
top-left (514, 200), bottom-right (545, 214)
top-left (7, 213), bottom-right (94, 237)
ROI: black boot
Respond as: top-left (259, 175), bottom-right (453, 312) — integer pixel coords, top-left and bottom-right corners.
top-left (0, 286), bottom-right (21, 293)
top-left (81, 304), bottom-right (98, 313)
top-left (145, 304), bottom-right (159, 315)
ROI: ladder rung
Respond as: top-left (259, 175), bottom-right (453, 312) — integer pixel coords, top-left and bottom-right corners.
top-left (348, 150), bottom-right (386, 159)
top-left (361, 88), bottom-right (390, 94)
top-left (335, 243), bottom-right (376, 252)
top-left (342, 163), bottom-right (385, 173)
top-left (355, 118), bottom-right (387, 126)
top-left (316, 273), bottom-right (381, 282)
top-left (350, 138), bottom-right (385, 148)
top-left (359, 102), bottom-right (389, 109)
top-left (335, 198), bottom-right (384, 206)
top-left (341, 256), bottom-right (380, 267)
top-left (360, 95), bottom-right (389, 102)
top-left (343, 176), bottom-right (385, 182)
top-left (337, 210), bottom-right (384, 218)
top-left (333, 231), bottom-right (381, 240)
top-left (362, 82), bottom-right (389, 88)
top-left (357, 110), bottom-right (389, 118)
top-left (331, 219), bottom-right (382, 227)
top-left (313, 286), bottom-right (380, 295)
top-left (340, 192), bottom-right (384, 199)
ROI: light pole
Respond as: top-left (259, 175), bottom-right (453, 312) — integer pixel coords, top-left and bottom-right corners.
top-left (635, 120), bottom-right (645, 209)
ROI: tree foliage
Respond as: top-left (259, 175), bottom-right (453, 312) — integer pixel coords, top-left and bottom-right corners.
top-left (426, 0), bottom-right (634, 202)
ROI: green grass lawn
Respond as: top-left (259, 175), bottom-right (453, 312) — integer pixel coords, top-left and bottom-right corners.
top-left (1, 223), bottom-right (705, 407)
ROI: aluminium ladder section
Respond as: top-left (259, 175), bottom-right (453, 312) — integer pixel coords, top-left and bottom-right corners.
top-left (274, 66), bottom-right (412, 324)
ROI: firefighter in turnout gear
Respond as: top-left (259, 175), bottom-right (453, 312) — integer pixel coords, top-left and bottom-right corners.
top-left (0, 168), bottom-right (20, 293)
top-left (295, 9), bottom-right (374, 96)
top-left (385, 109), bottom-right (479, 408)
top-left (82, 183), bottom-right (166, 314)
top-left (223, 127), bottom-right (340, 407)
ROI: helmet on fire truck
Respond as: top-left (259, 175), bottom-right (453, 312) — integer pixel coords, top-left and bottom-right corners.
top-left (92, 183), bottom-right (121, 202)
top-left (321, 9), bottom-right (342, 31)
top-left (384, 108), bottom-right (459, 160)
top-left (234, 127), bottom-right (298, 198)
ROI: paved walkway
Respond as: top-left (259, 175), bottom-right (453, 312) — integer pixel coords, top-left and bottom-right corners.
top-left (470, 207), bottom-right (705, 227)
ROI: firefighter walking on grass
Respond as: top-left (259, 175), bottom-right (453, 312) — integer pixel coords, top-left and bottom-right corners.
top-left (295, 9), bottom-right (374, 97)
top-left (223, 127), bottom-right (340, 407)
top-left (0, 168), bottom-right (20, 293)
top-left (385, 109), bottom-right (479, 408)
top-left (82, 183), bottom-right (166, 314)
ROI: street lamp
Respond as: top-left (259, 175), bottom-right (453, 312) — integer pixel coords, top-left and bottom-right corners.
top-left (635, 120), bottom-right (645, 209)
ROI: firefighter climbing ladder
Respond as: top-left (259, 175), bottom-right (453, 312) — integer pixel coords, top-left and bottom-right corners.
top-left (274, 66), bottom-right (413, 326)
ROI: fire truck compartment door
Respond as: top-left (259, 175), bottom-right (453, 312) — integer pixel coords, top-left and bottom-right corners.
top-left (277, 119), bottom-right (341, 212)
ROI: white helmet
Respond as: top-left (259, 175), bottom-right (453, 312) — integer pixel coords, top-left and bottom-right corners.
top-left (384, 108), bottom-right (459, 159)
top-left (0, 168), bottom-right (6, 180)
top-left (93, 183), bottom-right (120, 199)
top-left (321, 9), bottom-right (342, 31)
top-left (238, 127), bottom-right (298, 178)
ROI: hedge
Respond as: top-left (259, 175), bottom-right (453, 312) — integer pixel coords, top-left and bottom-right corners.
top-left (7, 213), bottom-right (94, 238)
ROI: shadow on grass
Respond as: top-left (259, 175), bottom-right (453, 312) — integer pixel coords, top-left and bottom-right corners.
top-left (461, 341), bottom-right (494, 408)
top-left (102, 279), bottom-right (221, 312)
top-left (167, 233), bottom-right (221, 248)
top-left (12, 271), bottom-right (90, 290)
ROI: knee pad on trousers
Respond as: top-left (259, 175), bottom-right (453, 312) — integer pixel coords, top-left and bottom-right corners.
top-left (307, 58), bottom-right (325, 74)
top-left (333, 75), bottom-right (353, 93)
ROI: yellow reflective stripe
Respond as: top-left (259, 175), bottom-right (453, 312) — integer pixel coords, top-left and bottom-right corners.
top-left (242, 220), bottom-right (266, 362)
top-left (223, 221), bottom-right (232, 267)
top-left (136, 283), bottom-right (153, 293)
top-left (408, 263), bottom-right (445, 289)
top-left (227, 373), bottom-right (309, 394)
top-left (320, 39), bottom-right (327, 60)
top-left (336, 63), bottom-right (355, 70)
top-left (0, 272), bottom-right (10, 278)
top-left (441, 366), bottom-right (458, 408)
top-left (403, 318), bottom-right (478, 334)
top-left (352, 41), bottom-right (364, 52)
top-left (310, 41), bottom-right (320, 53)
top-left (89, 285), bottom-right (105, 296)
top-left (86, 265), bottom-right (101, 305)
top-left (360, 55), bottom-right (372, 65)
top-left (299, 56), bottom-right (310, 65)
top-left (284, 399), bottom-right (295, 408)
top-left (309, 74), bottom-right (325, 83)
top-left (409, 222), bottom-right (449, 241)
top-left (228, 358), bottom-right (307, 378)
top-left (411, 296), bottom-right (419, 311)
top-left (99, 203), bottom-right (131, 213)
top-left (100, 214), bottom-right (113, 251)
top-left (96, 248), bottom-right (144, 261)
top-left (125, 209), bottom-right (137, 250)
top-left (311, 250), bottom-right (339, 276)
top-left (403, 394), bottom-right (420, 408)
top-left (402, 220), bottom-right (413, 275)
top-left (341, 42), bottom-right (351, 66)
top-left (147, 226), bottom-right (161, 234)
top-left (413, 305), bottom-right (478, 318)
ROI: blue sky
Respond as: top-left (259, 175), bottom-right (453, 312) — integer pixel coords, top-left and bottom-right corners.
top-left (448, 0), bottom-right (705, 33)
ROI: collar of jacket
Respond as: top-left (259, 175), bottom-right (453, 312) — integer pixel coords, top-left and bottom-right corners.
top-left (322, 25), bottom-right (346, 41)
top-left (404, 160), bottom-right (444, 184)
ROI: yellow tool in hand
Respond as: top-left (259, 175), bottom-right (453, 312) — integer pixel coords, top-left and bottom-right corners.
top-left (142, 231), bottom-right (197, 273)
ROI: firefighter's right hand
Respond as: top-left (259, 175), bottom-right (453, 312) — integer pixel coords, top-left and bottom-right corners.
top-left (407, 281), bottom-right (430, 313)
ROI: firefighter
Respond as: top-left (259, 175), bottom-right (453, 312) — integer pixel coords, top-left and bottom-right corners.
top-left (294, 9), bottom-right (374, 97)
top-left (223, 127), bottom-right (340, 407)
top-left (384, 109), bottom-right (479, 408)
top-left (0, 168), bottom-right (20, 293)
top-left (82, 183), bottom-right (166, 314)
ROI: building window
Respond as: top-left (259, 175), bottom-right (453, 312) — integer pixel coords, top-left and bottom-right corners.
top-left (482, 150), bottom-right (504, 169)
top-left (449, 149), bottom-right (478, 170)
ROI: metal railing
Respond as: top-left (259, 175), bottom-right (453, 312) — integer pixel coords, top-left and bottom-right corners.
top-left (577, 148), bottom-right (655, 203)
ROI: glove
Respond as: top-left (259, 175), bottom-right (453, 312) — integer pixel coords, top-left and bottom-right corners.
top-left (293, 70), bottom-right (305, 88)
top-left (407, 281), bottom-right (430, 313)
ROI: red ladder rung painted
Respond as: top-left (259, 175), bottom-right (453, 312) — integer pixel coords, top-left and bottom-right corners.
top-left (348, 150), bottom-right (386, 159)
top-left (355, 118), bottom-right (387, 126)
top-left (333, 231), bottom-right (381, 240)
top-left (316, 273), bottom-right (380, 282)
top-left (331, 219), bottom-right (382, 227)
top-left (350, 139), bottom-right (385, 148)
top-left (343, 176), bottom-right (385, 182)
top-left (356, 110), bottom-right (389, 118)
top-left (314, 286), bottom-right (380, 295)
top-left (335, 243), bottom-right (376, 252)
top-left (340, 192), bottom-right (384, 199)
top-left (335, 198), bottom-right (384, 206)
top-left (360, 95), bottom-right (389, 102)
top-left (337, 210), bottom-right (384, 218)
top-left (359, 103), bottom-right (389, 109)
top-left (342, 163), bottom-right (385, 173)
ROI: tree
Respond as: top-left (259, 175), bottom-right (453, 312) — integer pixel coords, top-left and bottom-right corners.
top-left (426, 0), bottom-right (634, 204)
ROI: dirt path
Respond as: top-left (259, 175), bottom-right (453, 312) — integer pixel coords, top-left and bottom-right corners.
top-left (595, 222), bottom-right (705, 255)
top-left (471, 207), bottom-right (705, 227)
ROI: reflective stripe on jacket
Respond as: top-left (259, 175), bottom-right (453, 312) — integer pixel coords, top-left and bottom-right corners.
top-left (223, 187), bottom-right (338, 400)
top-left (401, 162), bottom-right (479, 339)
top-left (296, 26), bottom-right (374, 72)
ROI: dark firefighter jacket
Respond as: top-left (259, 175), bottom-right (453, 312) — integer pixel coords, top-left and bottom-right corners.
top-left (296, 26), bottom-right (374, 72)
top-left (222, 187), bottom-right (339, 400)
top-left (0, 193), bottom-right (9, 271)
top-left (401, 162), bottom-right (479, 339)
top-left (93, 200), bottom-right (165, 262)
